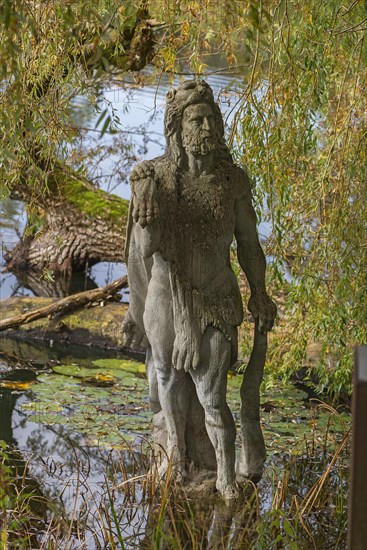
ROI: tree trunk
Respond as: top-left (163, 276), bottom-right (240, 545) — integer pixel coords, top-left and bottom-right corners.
top-left (5, 167), bottom-right (129, 276)
top-left (3, 6), bottom-right (156, 278)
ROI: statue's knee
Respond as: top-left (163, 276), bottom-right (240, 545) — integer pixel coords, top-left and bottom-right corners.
top-left (201, 398), bottom-right (235, 431)
top-left (154, 363), bottom-right (172, 385)
top-left (201, 398), bottom-right (223, 419)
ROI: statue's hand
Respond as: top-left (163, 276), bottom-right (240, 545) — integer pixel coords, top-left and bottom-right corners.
top-left (131, 176), bottom-right (158, 228)
top-left (122, 315), bottom-right (149, 350)
top-left (130, 160), bottom-right (155, 183)
top-left (171, 277), bottom-right (201, 372)
top-left (248, 291), bottom-right (277, 334)
top-left (172, 324), bottom-right (201, 372)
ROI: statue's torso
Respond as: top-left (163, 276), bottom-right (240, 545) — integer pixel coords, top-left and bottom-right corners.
top-left (150, 157), bottom-right (244, 327)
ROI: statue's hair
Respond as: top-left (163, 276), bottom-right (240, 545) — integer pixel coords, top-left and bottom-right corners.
top-left (164, 79), bottom-right (232, 169)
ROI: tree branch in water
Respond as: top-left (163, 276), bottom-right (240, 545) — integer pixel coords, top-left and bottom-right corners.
top-left (0, 276), bottom-right (128, 332)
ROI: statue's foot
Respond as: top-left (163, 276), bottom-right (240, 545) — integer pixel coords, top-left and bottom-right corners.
top-left (216, 481), bottom-right (241, 506)
top-left (157, 456), bottom-right (186, 484)
top-left (236, 454), bottom-right (265, 485)
top-left (236, 471), bottom-right (263, 485)
top-left (236, 463), bottom-right (264, 485)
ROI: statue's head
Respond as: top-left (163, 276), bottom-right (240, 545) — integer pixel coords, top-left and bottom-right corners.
top-left (164, 79), bottom-right (232, 168)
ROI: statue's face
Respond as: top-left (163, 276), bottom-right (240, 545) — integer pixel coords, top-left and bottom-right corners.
top-left (181, 103), bottom-right (217, 156)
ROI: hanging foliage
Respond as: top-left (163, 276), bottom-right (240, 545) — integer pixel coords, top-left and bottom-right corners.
top-left (1, 0), bottom-right (366, 395)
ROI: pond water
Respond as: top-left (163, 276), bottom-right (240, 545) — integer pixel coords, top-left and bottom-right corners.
top-left (0, 335), bottom-right (350, 548)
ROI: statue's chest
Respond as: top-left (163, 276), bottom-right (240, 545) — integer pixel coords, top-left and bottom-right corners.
top-left (160, 172), bottom-right (234, 235)
top-left (181, 174), bottom-right (232, 221)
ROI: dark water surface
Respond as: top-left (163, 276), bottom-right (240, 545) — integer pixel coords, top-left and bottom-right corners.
top-left (0, 336), bottom-right (150, 548)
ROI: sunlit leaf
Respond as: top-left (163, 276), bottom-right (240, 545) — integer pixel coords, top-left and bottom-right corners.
top-left (0, 380), bottom-right (35, 390)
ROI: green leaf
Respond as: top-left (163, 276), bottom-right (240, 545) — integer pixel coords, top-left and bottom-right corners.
top-left (94, 108), bottom-right (108, 129)
top-left (100, 115), bottom-right (111, 137)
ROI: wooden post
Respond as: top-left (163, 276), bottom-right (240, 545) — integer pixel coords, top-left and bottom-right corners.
top-left (348, 345), bottom-right (367, 550)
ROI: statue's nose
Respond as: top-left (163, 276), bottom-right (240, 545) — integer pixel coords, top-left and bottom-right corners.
top-left (202, 117), bottom-right (211, 130)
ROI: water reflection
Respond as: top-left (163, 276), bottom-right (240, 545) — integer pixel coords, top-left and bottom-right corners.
top-left (141, 491), bottom-right (259, 550)
top-left (0, 344), bottom-right (148, 547)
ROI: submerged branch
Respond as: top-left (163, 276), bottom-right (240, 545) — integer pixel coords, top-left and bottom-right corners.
top-left (0, 276), bottom-right (128, 332)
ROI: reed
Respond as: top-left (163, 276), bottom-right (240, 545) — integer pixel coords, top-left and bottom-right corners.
top-left (0, 405), bottom-right (349, 549)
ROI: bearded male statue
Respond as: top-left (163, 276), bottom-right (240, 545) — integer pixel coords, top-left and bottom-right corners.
top-left (123, 79), bottom-right (276, 504)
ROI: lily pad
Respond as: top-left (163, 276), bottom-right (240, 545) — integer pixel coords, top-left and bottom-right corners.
top-left (22, 401), bottom-right (64, 413)
top-left (227, 373), bottom-right (351, 455)
top-left (81, 373), bottom-right (117, 387)
top-left (30, 413), bottom-right (69, 426)
top-left (92, 358), bottom-right (146, 375)
top-left (19, 354), bottom-right (350, 458)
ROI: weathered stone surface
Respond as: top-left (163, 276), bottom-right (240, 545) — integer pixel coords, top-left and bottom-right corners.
top-left (123, 79), bottom-right (277, 504)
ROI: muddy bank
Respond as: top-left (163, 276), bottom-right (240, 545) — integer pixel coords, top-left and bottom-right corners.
top-left (0, 296), bottom-right (129, 350)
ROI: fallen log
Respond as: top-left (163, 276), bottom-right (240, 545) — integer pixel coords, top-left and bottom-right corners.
top-left (0, 275), bottom-right (128, 332)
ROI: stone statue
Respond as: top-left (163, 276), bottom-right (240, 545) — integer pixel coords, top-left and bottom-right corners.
top-left (123, 79), bottom-right (276, 504)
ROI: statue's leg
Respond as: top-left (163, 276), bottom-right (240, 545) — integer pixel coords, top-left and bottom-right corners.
top-left (145, 346), bottom-right (161, 414)
top-left (189, 326), bottom-right (237, 502)
top-left (154, 362), bottom-right (189, 478)
top-left (144, 288), bottom-right (189, 479)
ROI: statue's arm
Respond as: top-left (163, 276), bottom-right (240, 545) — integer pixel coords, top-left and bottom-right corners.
top-left (234, 171), bottom-right (276, 333)
top-left (133, 217), bottom-right (160, 258)
top-left (123, 225), bottom-right (152, 350)
top-left (130, 161), bottom-right (161, 258)
top-left (123, 160), bottom-right (160, 350)
top-left (234, 181), bottom-right (266, 293)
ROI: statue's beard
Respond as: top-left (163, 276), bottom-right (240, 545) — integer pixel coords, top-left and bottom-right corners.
top-left (181, 130), bottom-right (217, 156)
